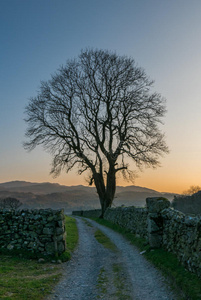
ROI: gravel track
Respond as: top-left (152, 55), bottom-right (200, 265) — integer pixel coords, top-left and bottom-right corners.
top-left (47, 217), bottom-right (178, 300)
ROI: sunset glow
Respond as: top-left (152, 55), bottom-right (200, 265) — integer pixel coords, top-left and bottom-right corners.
top-left (1, 0), bottom-right (201, 194)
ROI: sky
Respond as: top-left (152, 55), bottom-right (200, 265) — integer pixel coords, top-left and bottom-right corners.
top-left (1, 0), bottom-right (201, 193)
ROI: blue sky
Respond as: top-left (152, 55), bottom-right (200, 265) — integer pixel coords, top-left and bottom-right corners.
top-left (1, 0), bottom-right (201, 192)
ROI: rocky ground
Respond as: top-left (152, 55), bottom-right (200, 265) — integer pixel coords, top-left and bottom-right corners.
top-left (46, 217), bottom-right (178, 300)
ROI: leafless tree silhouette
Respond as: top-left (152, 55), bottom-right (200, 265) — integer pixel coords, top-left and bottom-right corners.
top-left (0, 197), bottom-right (22, 210)
top-left (24, 49), bottom-right (168, 216)
top-left (183, 185), bottom-right (201, 196)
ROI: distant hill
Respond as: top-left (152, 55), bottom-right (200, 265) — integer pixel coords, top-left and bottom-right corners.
top-left (0, 181), bottom-right (177, 213)
top-left (0, 181), bottom-right (72, 194)
top-left (0, 181), bottom-right (38, 189)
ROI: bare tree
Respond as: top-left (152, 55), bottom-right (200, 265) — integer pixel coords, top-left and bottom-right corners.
top-left (24, 49), bottom-right (168, 216)
top-left (0, 197), bottom-right (22, 210)
top-left (182, 185), bottom-right (201, 196)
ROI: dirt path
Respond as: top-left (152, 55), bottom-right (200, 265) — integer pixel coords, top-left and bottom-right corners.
top-left (47, 217), bottom-right (178, 300)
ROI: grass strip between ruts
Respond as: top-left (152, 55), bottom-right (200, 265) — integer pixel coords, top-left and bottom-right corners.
top-left (94, 229), bottom-right (117, 252)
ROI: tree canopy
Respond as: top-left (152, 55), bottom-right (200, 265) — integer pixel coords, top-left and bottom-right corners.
top-left (183, 185), bottom-right (201, 196)
top-left (24, 49), bottom-right (168, 216)
top-left (0, 198), bottom-right (22, 210)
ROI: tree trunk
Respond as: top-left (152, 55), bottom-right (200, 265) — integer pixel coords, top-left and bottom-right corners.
top-left (93, 172), bottom-right (106, 217)
top-left (92, 166), bottom-right (116, 218)
top-left (99, 166), bottom-right (116, 218)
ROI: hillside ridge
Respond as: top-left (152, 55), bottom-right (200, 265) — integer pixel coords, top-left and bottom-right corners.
top-left (0, 180), bottom-right (166, 194)
top-left (0, 180), bottom-right (177, 213)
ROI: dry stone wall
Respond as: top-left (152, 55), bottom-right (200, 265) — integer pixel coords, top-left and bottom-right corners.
top-left (161, 208), bottom-right (201, 277)
top-left (72, 209), bottom-right (101, 218)
top-left (0, 209), bottom-right (66, 256)
top-left (104, 206), bottom-right (148, 239)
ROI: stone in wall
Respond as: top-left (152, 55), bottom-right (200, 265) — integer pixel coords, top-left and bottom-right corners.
top-left (146, 197), bottom-right (170, 248)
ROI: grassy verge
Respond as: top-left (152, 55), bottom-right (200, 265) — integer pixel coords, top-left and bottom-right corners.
top-left (92, 218), bottom-right (201, 300)
top-left (0, 215), bottom-right (78, 299)
top-left (59, 215), bottom-right (78, 261)
top-left (0, 256), bottom-right (61, 299)
top-left (65, 215), bottom-right (79, 252)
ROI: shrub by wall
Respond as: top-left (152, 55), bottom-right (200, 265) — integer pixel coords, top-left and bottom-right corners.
top-left (0, 209), bottom-right (66, 256)
top-left (172, 191), bottom-right (201, 215)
